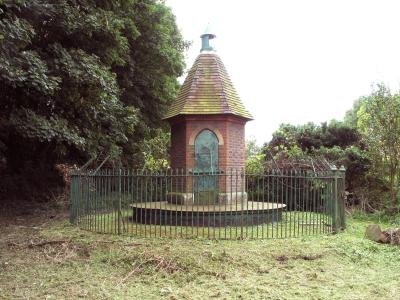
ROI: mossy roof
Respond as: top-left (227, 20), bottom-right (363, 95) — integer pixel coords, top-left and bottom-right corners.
top-left (163, 53), bottom-right (253, 120)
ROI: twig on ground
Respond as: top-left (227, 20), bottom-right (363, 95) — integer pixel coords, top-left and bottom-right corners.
top-left (117, 261), bottom-right (148, 286)
top-left (7, 239), bottom-right (71, 248)
top-left (28, 239), bottom-right (71, 248)
top-left (91, 240), bottom-right (143, 247)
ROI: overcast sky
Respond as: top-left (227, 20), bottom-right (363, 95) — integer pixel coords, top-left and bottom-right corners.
top-left (166, 0), bottom-right (400, 145)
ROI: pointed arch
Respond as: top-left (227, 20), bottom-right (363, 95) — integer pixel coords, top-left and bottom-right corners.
top-left (189, 127), bottom-right (224, 146)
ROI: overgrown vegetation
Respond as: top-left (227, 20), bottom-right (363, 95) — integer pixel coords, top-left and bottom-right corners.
top-left (356, 84), bottom-right (400, 207)
top-left (1, 210), bottom-right (399, 299)
top-left (245, 84), bottom-right (400, 213)
top-left (1, 2), bottom-right (399, 299)
top-left (0, 0), bottom-right (186, 201)
top-left (1, 0), bottom-right (399, 219)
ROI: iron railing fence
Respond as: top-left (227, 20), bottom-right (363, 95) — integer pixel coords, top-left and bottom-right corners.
top-left (70, 168), bottom-right (346, 239)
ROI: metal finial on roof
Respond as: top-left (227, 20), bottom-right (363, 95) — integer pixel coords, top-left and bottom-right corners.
top-left (200, 23), bottom-right (216, 52)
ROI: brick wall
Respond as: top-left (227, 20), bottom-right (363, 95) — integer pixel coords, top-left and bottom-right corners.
top-left (170, 120), bottom-right (187, 169)
top-left (226, 120), bottom-right (246, 170)
top-left (167, 114), bottom-right (249, 200)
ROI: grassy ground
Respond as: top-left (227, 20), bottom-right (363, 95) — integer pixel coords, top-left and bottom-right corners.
top-left (1, 209), bottom-right (400, 300)
top-left (75, 210), bottom-right (333, 239)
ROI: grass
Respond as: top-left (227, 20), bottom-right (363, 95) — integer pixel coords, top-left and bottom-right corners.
top-left (1, 210), bottom-right (400, 299)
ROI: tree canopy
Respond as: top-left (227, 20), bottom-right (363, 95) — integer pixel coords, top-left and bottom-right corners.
top-left (267, 121), bottom-right (361, 155)
top-left (261, 84), bottom-right (400, 211)
top-left (0, 0), bottom-right (186, 199)
top-left (357, 84), bottom-right (400, 206)
top-left (262, 121), bottom-right (372, 207)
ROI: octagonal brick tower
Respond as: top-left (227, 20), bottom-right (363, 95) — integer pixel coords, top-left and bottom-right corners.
top-left (163, 27), bottom-right (253, 205)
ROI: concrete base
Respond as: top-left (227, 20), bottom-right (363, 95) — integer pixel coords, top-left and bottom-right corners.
top-left (130, 201), bottom-right (285, 227)
top-left (166, 192), bottom-right (248, 206)
top-left (218, 192), bottom-right (248, 205)
top-left (167, 192), bottom-right (194, 205)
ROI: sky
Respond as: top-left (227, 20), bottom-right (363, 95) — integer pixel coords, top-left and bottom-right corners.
top-left (166, 0), bottom-right (400, 145)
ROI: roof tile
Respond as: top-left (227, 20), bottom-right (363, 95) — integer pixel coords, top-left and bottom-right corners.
top-left (163, 53), bottom-right (253, 120)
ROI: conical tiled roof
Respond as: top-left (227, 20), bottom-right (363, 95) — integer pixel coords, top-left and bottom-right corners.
top-left (163, 53), bottom-right (253, 120)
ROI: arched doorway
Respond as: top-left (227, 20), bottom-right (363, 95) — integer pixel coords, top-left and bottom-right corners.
top-left (194, 129), bottom-right (219, 204)
top-left (194, 129), bottom-right (219, 172)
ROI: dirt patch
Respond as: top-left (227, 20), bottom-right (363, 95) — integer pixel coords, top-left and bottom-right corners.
top-left (296, 254), bottom-right (323, 261)
top-left (6, 239), bottom-right (91, 263)
top-left (0, 203), bottom-right (69, 257)
top-left (275, 255), bottom-right (289, 262)
top-left (275, 253), bottom-right (323, 262)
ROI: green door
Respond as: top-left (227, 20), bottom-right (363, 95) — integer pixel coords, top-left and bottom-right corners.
top-left (194, 129), bottom-right (219, 204)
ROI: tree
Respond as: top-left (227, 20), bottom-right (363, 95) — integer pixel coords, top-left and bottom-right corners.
top-left (245, 136), bottom-right (261, 158)
top-left (264, 121), bottom-right (371, 206)
top-left (142, 129), bottom-right (170, 171)
top-left (0, 0), bottom-right (185, 200)
top-left (357, 84), bottom-right (400, 207)
top-left (344, 97), bottom-right (365, 128)
top-left (267, 121), bottom-right (361, 155)
top-left (245, 137), bottom-right (265, 174)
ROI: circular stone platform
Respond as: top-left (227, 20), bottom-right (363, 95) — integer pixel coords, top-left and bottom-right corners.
top-left (130, 201), bottom-right (286, 227)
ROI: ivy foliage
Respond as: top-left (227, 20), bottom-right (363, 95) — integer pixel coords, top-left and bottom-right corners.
top-left (0, 0), bottom-right (185, 199)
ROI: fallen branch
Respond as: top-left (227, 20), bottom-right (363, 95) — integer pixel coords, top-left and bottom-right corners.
top-left (28, 239), bottom-right (71, 248)
top-left (7, 242), bottom-right (24, 247)
top-left (7, 239), bottom-right (71, 248)
top-left (117, 261), bottom-right (149, 286)
top-left (92, 240), bottom-right (143, 247)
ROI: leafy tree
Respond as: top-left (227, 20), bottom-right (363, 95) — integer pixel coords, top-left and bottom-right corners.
top-left (344, 97), bottom-right (365, 128)
top-left (244, 138), bottom-right (264, 174)
top-left (357, 84), bottom-right (400, 207)
top-left (264, 121), bottom-right (371, 206)
top-left (264, 86), bottom-right (400, 211)
top-left (0, 0), bottom-right (185, 200)
top-left (142, 128), bottom-right (170, 171)
top-left (245, 136), bottom-right (261, 158)
top-left (267, 121), bottom-right (361, 155)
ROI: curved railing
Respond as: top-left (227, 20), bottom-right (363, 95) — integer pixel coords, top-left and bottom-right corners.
top-left (70, 168), bottom-right (345, 239)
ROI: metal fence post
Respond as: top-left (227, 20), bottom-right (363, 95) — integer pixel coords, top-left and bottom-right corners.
top-left (70, 166), bottom-right (345, 239)
top-left (339, 166), bottom-right (346, 230)
top-left (331, 166), bottom-right (339, 233)
top-left (241, 168), bottom-right (245, 239)
top-left (331, 165), bottom-right (346, 233)
top-left (118, 168), bottom-right (122, 235)
top-left (69, 170), bottom-right (76, 224)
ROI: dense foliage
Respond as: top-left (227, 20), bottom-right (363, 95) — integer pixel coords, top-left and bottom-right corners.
top-left (253, 84), bottom-right (400, 211)
top-left (245, 137), bottom-right (265, 174)
top-left (264, 121), bottom-right (369, 191)
top-left (356, 85), bottom-right (400, 207)
top-left (0, 0), bottom-right (186, 200)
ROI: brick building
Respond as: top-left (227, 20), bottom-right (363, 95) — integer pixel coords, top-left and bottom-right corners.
top-left (163, 27), bottom-right (253, 205)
